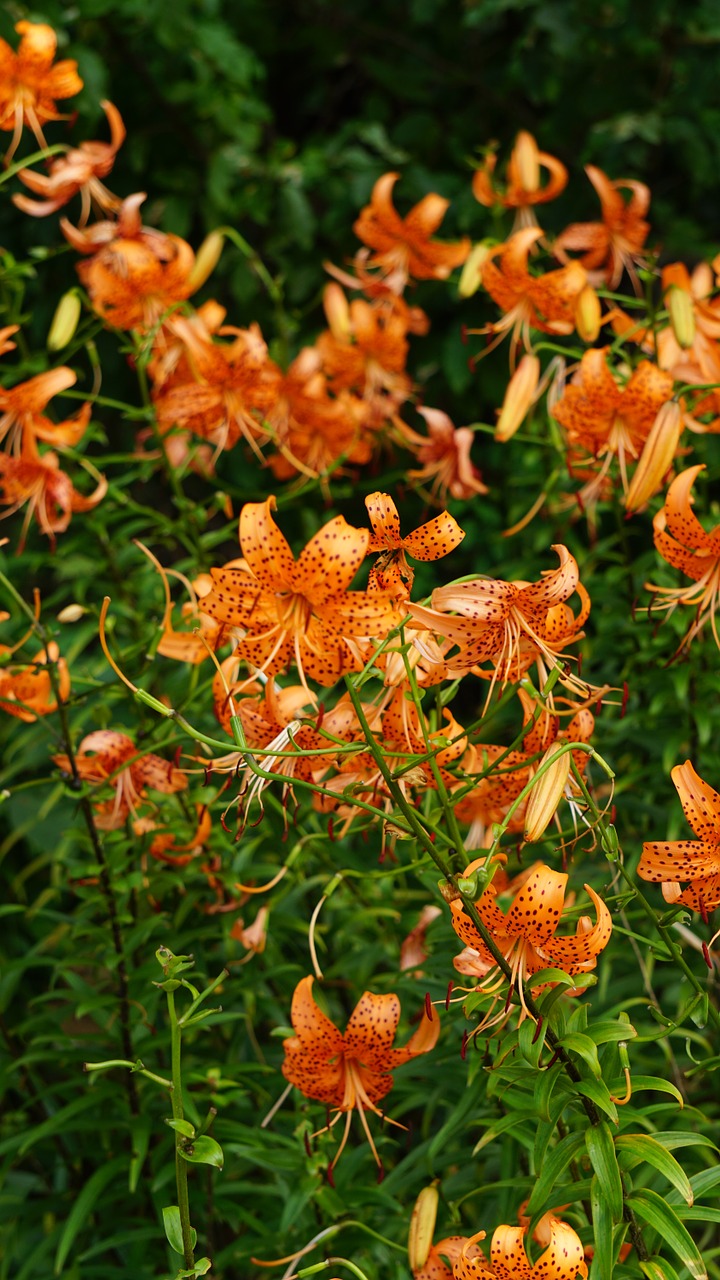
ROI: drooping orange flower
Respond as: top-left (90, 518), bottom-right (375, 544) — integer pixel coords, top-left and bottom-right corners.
top-left (0, 21), bottom-right (83, 162)
top-left (405, 407), bottom-right (489, 505)
top-left (554, 165), bottom-right (651, 290)
top-left (638, 760), bottom-right (720, 914)
top-left (408, 544), bottom-right (590, 696)
top-left (0, 641), bottom-right (69, 720)
top-left (316, 285), bottom-right (413, 425)
top-left (54, 730), bottom-right (187, 830)
top-left (0, 366), bottom-right (91, 457)
top-left (281, 975), bottom-right (439, 1171)
top-left (476, 227), bottom-right (587, 362)
top-left (453, 1218), bottom-right (587, 1280)
top-left (353, 172), bottom-right (470, 291)
top-left (13, 100), bottom-right (125, 223)
top-left (0, 447), bottom-right (106, 549)
top-left (552, 347), bottom-right (675, 500)
top-left (200, 497), bottom-right (400, 689)
top-left (472, 132), bottom-right (568, 230)
top-left (449, 864), bottom-right (612, 1027)
top-left (266, 347), bottom-right (373, 481)
top-left (365, 491), bottom-right (465, 595)
top-left (61, 193), bottom-right (197, 332)
top-left (646, 465), bottom-right (720, 652)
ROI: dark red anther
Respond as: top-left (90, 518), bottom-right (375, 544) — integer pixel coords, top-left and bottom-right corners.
top-left (460, 1030), bottom-right (469, 1060)
top-left (460, 323), bottom-right (468, 345)
top-left (376, 1159), bottom-right (385, 1184)
top-left (504, 985), bottom-right (514, 1012)
top-left (544, 1050), bottom-right (560, 1070)
top-left (594, 698), bottom-right (603, 716)
top-left (532, 1016), bottom-right (543, 1045)
top-left (326, 1163), bottom-right (335, 1187)
top-left (575, 490), bottom-right (585, 514)
top-left (576, 653), bottom-right (583, 677)
top-left (620, 681), bottom-right (630, 719)
top-left (610, 804), bottom-right (617, 825)
top-left (303, 1131), bottom-right (312, 1157)
top-left (428, 831), bottom-right (436, 843)
top-left (425, 992), bottom-right (433, 1019)
top-left (315, 703), bottom-right (325, 731)
top-left (220, 812), bottom-right (232, 833)
top-left (702, 941), bottom-right (713, 970)
top-left (445, 980), bottom-right (454, 1011)
top-left (173, 745), bottom-right (183, 768)
top-left (327, 817), bottom-right (335, 842)
top-left (467, 354), bottom-right (477, 373)
top-left (700, 898), bottom-right (709, 926)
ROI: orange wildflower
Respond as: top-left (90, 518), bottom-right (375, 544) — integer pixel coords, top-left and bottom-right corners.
top-left (353, 172), bottom-right (470, 291)
top-left (61, 193), bottom-right (197, 332)
top-left (406, 407), bottom-right (489, 505)
top-left (472, 132), bottom-right (568, 230)
top-left (316, 286), bottom-right (412, 428)
top-left (0, 21), bottom-right (83, 162)
top-left (0, 641), bottom-right (69, 720)
top-left (646, 464), bottom-right (720, 652)
top-left (200, 497), bottom-right (399, 689)
top-left (477, 227), bottom-right (587, 363)
top-left (267, 347), bottom-right (372, 481)
top-left (554, 165), bottom-right (651, 290)
top-left (0, 447), bottom-right (106, 549)
top-left (13, 100), bottom-right (124, 223)
top-left (365, 491), bottom-right (465, 595)
top-left (281, 975), bottom-right (439, 1172)
top-left (0, 366), bottom-right (91, 456)
top-left (552, 347), bottom-right (674, 498)
top-left (143, 804), bottom-right (212, 867)
top-left (638, 760), bottom-right (720, 913)
top-left (449, 864), bottom-right (612, 1027)
top-left (453, 1218), bottom-right (587, 1280)
top-left (54, 730), bottom-right (187, 830)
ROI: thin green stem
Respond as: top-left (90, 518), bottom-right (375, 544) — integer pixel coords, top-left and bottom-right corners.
top-left (167, 989), bottom-right (195, 1270)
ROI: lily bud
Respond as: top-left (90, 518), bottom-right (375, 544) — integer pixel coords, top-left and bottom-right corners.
top-left (574, 284), bottom-right (601, 343)
top-left (524, 745), bottom-right (570, 843)
top-left (408, 1185), bottom-right (439, 1272)
top-left (458, 242), bottom-right (492, 298)
top-left (666, 284), bottom-right (696, 350)
top-left (511, 131), bottom-right (540, 194)
top-left (57, 603), bottom-right (86, 623)
top-left (47, 290), bottom-right (81, 351)
top-left (495, 354), bottom-right (540, 442)
top-left (625, 400), bottom-right (683, 514)
top-left (186, 230), bottom-right (225, 291)
top-left (323, 282), bottom-right (351, 339)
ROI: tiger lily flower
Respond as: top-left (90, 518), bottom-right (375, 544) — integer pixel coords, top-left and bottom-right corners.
top-left (406, 407), bottom-right (489, 504)
top-left (317, 286), bottom-right (412, 413)
top-left (365, 491), bottom-right (465, 595)
top-left (353, 172), bottom-right (470, 291)
top-left (13, 100), bottom-right (125, 223)
top-left (476, 227), bottom-right (587, 364)
top-left (453, 1218), bottom-right (587, 1280)
top-left (0, 21), bottom-right (83, 162)
top-left (53, 730), bottom-right (187, 830)
top-left (638, 760), bottom-right (720, 913)
top-left (0, 447), bottom-right (107, 549)
top-left (472, 132), bottom-right (568, 231)
top-left (267, 347), bottom-right (372, 481)
top-left (281, 975), bottom-right (439, 1172)
top-left (554, 165), bottom-right (651, 290)
top-left (449, 864), bottom-right (612, 1027)
top-left (0, 367), bottom-right (91, 457)
top-left (201, 497), bottom-right (400, 689)
top-left (0, 641), bottom-right (69, 721)
top-left (646, 465), bottom-right (720, 652)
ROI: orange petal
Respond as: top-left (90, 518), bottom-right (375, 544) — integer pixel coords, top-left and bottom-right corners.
top-left (239, 496), bottom-right (295, 591)
top-left (539, 884), bottom-right (612, 973)
top-left (295, 515), bottom-right (369, 599)
top-left (365, 491), bottom-right (402, 550)
top-left (288, 975), bottom-right (344, 1054)
top-left (343, 990), bottom-right (401, 1069)
top-left (671, 759), bottom-right (720, 841)
top-left (489, 1225), bottom-right (532, 1279)
top-left (402, 511), bottom-right (465, 562)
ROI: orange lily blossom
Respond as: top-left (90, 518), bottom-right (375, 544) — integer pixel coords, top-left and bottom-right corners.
top-left (0, 641), bottom-right (69, 721)
top-left (405, 407), bottom-right (489, 505)
top-left (474, 227), bottom-right (587, 364)
top-left (53, 730), bottom-right (187, 830)
top-left (281, 975), bottom-right (439, 1173)
top-left (638, 760), bottom-right (720, 914)
top-left (365, 491), bottom-right (465, 595)
top-left (316, 285), bottom-right (413, 422)
top-left (552, 347), bottom-right (674, 499)
top-left (0, 21), bottom-right (83, 162)
top-left (13, 100), bottom-right (125, 223)
top-left (266, 347), bottom-right (372, 482)
top-left (353, 172), bottom-right (470, 291)
top-left (0, 366), bottom-right (91, 456)
top-left (0, 447), bottom-right (107, 550)
top-left (453, 1218), bottom-right (587, 1280)
top-left (200, 497), bottom-right (400, 690)
top-left (554, 165), bottom-right (651, 290)
top-left (408, 544), bottom-right (591, 697)
top-left (472, 131), bottom-right (568, 230)
top-left (646, 464), bottom-right (720, 652)
top-left (61, 193), bottom-right (197, 332)
top-left (449, 863), bottom-right (612, 1027)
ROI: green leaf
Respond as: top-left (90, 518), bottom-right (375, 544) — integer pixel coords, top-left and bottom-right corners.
top-left (561, 1032), bottom-right (602, 1078)
top-left (54, 1156), bottom-right (126, 1274)
top-left (589, 1173), bottom-right (614, 1280)
top-left (473, 1111), bottom-right (534, 1155)
top-left (630, 1076), bottom-right (684, 1107)
top-left (174, 1258), bottom-right (212, 1278)
top-left (129, 1116), bottom-right (151, 1193)
top-left (166, 1118), bottom-right (196, 1138)
top-left (525, 1130), bottom-right (586, 1216)
top-left (627, 1189), bottom-right (707, 1279)
top-left (585, 1122), bottom-right (623, 1222)
top-left (163, 1206), bottom-right (197, 1256)
top-left (616, 1134), bottom-right (694, 1204)
top-left (575, 1079), bottom-right (618, 1125)
top-left (179, 1135), bottom-right (224, 1170)
top-left (586, 1019), bottom-right (638, 1045)
top-left (639, 1259), bottom-right (681, 1280)
top-left (534, 1061), bottom-right (566, 1123)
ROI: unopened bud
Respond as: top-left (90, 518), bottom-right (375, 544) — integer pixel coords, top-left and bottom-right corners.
top-left (574, 284), bottom-right (601, 343)
top-left (495, 354), bottom-right (540, 442)
top-left (47, 290), bottom-right (81, 351)
top-left (456, 872), bottom-right (481, 898)
top-left (323, 282), bottom-right (351, 339)
top-left (57, 603), bottom-right (86, 623)
top-left (511, 131), bottom-right (540, 194)
top-left (524, 746), bottom-right (570, 842)
top-left (408, 1185), bottom-right (439, 1272)
top-left (187, 230), bottom-right (225, 292)
top-left (458, 242), bottom-right (492, 298)
top-left (625, 400), bottom-right (683, 514)
top-left (665, 284), bottom-right (696, 350)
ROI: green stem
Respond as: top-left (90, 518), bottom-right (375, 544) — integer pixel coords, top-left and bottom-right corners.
top-left (167, 990), bottom-right (195, 1270)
